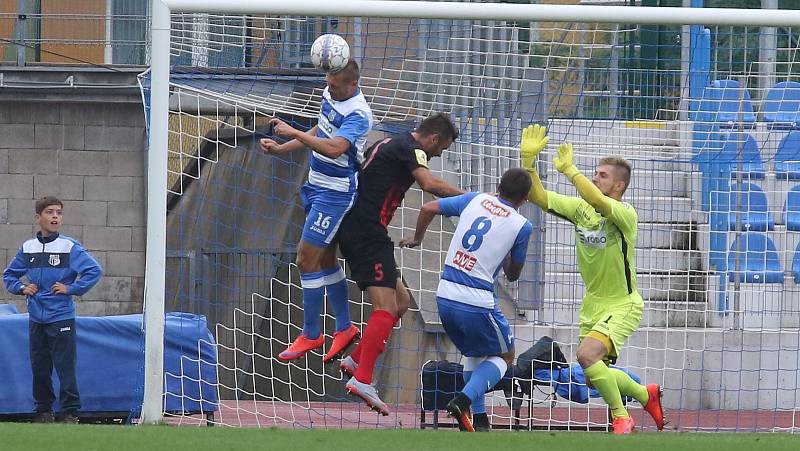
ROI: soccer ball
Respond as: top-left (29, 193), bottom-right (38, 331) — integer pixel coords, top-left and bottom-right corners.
top-left (310, 34), bottom-right (350, 74)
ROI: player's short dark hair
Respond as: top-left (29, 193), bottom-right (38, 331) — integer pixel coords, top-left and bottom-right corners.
top-left (497, 168), bottom-right (532, 204)
top-left (334, 58), bottom-right (360, 84)
top-left (416, 113), bottom-right (459, 143)
top-left (35, 196), bottom-right (63, 215)
top-left (599, 156), bottom-right (632, 193)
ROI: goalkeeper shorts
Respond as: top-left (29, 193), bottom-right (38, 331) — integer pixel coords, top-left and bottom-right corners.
top-left (578, 292), bottom-right (643, 356)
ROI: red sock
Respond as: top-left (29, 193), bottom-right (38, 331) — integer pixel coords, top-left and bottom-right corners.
top-left (352, 314), bottom-right (400, 364)
top-left (351, 342), bottom-right (362, 363)
top-left (353, 310), bottom-right (395, 384)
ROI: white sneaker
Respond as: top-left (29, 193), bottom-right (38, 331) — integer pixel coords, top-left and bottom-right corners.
top-left (340, 355), bottom-right (358, 378)
top-left (345, 376), bottom-right (389, 416)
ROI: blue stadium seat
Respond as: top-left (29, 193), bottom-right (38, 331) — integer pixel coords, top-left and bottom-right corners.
top-left (774, 131), bottom-right (800, 180)
top-left (712, 182), bottom-right (773, 231)
top-left (784, 185), bottom-right (800, 232)
top-left (727, 233), bottom-right (783, 283)
top-left (793, 243), bottom-right (800, 283)
top-left (762, 81), bottom-right (800, 128)
top-left (722, 133), bottom-right (765, 180)
top-left (695, 80), bottom-right (756, 127)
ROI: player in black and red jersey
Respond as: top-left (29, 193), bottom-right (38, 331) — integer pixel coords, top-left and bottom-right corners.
top-left (336, 113), bottom-right (463, 415)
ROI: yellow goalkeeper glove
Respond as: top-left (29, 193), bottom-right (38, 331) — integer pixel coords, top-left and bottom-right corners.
top-left (554, 142), bottom-right (581, 182)
top-left (520, 124), bottom-right (550, 172)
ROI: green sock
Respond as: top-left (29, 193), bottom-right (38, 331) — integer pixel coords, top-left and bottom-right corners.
top-left (584, 361), bottom-right (628, 419)
top-left (610, 368), bottom-right (649, 405)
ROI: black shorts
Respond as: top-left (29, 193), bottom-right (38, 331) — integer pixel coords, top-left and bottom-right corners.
top-left (337, 218), bottom-right (398, 291)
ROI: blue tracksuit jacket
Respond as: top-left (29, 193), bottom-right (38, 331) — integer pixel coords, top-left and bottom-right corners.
top-left (3, 232), bottom-right (102, 324)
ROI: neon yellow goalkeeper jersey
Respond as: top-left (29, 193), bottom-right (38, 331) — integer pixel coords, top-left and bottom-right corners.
top-left (546, 191), bottom-right (639, 303)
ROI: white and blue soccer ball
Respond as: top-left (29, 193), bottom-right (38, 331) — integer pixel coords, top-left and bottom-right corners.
top-left (310, 34), bottom-right (350, 74)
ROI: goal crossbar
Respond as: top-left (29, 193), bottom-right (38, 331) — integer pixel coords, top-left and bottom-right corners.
top-left (163, 0), bottom-right (800, 26)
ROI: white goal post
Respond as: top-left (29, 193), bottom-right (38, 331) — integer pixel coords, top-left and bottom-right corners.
top-left (143, 0), bottom-right (800, 425)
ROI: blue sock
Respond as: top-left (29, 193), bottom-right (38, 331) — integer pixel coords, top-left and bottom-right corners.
top-left (463, 370), bottom-right (485, 414)
top-left (299, 270), bottom-right (326, 339)
top-left (461, 358), bottom-right (506, 409)
top-left (323, 267), bottom-right (352, 332)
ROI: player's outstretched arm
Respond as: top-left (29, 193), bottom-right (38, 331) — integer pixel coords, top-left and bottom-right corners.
top-left (260, 124), bottom-right (318, 155)
top-left (398, 200), bottom-right (440, 249)
top-left (519, 125), bottom-right (549, 210)
top-left (412, 167), bottom-right (464, 198)
top-left (277, 118), bottom-right (351, 159)
top-left (554, 142), bottom-right (612, 216)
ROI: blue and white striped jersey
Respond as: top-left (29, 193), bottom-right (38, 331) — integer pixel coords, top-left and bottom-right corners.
top-left (436, 192), bottom-right (533, 310)
top-left (309, 87), bottom-right (373, 193)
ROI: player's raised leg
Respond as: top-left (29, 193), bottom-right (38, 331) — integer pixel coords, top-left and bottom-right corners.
top-left (609, 367), bottom-right (666, 430)
top-left (321, 248), bottom-right (359, 363)
top-left (279, 188), bottom-right (358, 362)
top-left (344, 284), bottom-right (398, 416)
top-left (577, 334), bottom-right (633, 434)
top-left (278, 239), bottom-right (327, 361)
top-left (438, 298), bottom-right (516, 433)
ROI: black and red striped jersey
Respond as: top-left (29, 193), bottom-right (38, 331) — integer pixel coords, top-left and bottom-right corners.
top-left (349, 133), bottom-right (429, 228)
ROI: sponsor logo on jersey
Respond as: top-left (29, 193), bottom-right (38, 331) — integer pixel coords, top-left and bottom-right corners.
top-left (319, 119), bottom-right (334, 135)
top-left (49, 254), bottom-right (60, 266)
top-left (452, 250), bottom-right (477, 271)
top-left (480, 199), bottom-right (510, 217)
top-left (576, 227), bottom-right (607, 248)
top-left (414, 148), bottom-right (428, 167)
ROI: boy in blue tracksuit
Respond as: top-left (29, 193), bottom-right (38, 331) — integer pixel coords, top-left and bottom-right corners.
top-left (3, 196), bottom-right (102, 423)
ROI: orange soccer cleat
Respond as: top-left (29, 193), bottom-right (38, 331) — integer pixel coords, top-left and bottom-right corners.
top-left (611, 416), bottom-right (635, 435)
top-left (643, 383), bottom-right (667, 430)
top-left (277, 334), bottom-right (324, 361)
top-left (323, 324), bottom-right (360, 363)
top-left (446, 393), bottom-right (475, 432)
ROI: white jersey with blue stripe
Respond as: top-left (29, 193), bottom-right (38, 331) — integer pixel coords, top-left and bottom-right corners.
top-left (309, 87), bottom-right (373, 193)
top-left (436, 192), bottom-right (533, 310)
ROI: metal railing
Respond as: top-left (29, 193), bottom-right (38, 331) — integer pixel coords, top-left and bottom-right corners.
top-left (0, 0), bottom-right (150, 66)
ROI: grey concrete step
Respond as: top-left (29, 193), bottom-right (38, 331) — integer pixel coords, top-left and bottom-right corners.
top-left (525, 299), bottom-right (710, 328)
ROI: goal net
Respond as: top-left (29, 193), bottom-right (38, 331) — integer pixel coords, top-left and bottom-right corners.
top-left (142, 0), bottom-right (800, 432)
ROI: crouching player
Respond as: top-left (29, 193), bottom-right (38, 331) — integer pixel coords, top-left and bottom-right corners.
top-left (400, 168), bottom-right (534, 431)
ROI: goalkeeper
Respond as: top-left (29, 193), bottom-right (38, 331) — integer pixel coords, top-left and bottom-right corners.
top-left (519, 125), bottom-right (666, 434)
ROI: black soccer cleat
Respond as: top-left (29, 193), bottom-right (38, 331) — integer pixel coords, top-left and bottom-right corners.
top-left (446, 393), bottom-right (474, 432)
top-left (472, 412), bottom-right (491, 432)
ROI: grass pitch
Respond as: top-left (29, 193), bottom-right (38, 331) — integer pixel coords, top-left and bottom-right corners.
top-left (1, 423), bottom-right (798, 451)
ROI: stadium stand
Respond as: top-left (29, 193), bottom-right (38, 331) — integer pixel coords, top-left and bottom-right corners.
top-left (762, 81), bottom-right (800, 128)
top-left (712, 182), bottom-right (774, 232)
top-left (727, 232), bottom-right (784, 283)
top-left (774, 130), bottom-right (800, 180)
top-left (695, 79), bottom-right (757, 127)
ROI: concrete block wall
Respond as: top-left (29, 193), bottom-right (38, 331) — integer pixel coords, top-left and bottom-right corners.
top-left (0, 69), bottom-right (146, 316)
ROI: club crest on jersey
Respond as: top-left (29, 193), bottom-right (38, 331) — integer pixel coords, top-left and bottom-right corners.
top-left (48, 254), bottom-right (60, 266)
top-left (327, 110), bottom-right (337, 122)
top-left (414, 149), bottom-right (428, 167)
top-left (480, 199), bottom-right (510, 217)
